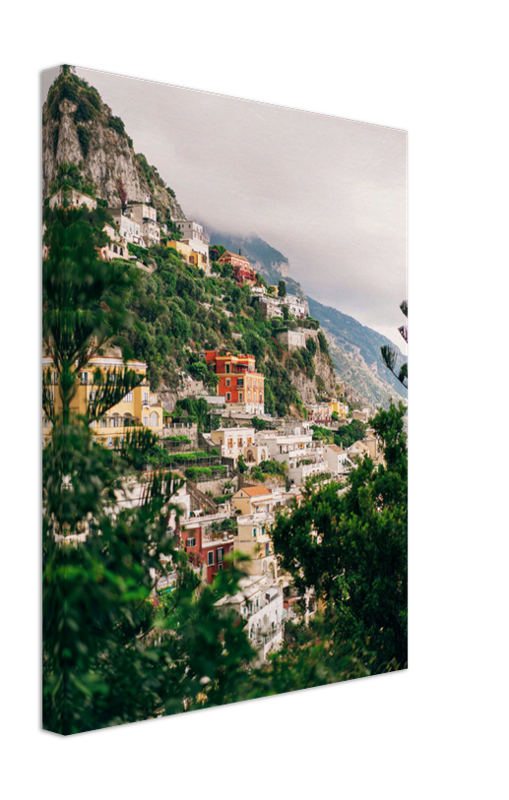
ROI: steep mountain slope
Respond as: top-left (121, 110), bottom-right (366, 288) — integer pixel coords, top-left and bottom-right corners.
top-left (207, 231), bottom-right (407, 409)
top-left (42, 67), bottom-right (185, 224)
top-left (307, 297), bottom-right (407, 407)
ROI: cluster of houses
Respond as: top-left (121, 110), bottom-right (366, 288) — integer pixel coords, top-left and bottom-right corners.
top-left (44, 184), bottom-right (381, 662)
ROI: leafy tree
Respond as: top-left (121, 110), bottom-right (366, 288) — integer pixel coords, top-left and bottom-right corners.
top-left (271, 401), bottom-right (407, 673)
top-left (333, 419), bottom-right (367, 449)
top-left (278, 280), bottom-right (287, 298)
top-left (380, 301), bottom-right (408, 388)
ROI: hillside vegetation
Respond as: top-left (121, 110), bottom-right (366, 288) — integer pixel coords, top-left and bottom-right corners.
top-left (110, 244), bottom-right (335, 417)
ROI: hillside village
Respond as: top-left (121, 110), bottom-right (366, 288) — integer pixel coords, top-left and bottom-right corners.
top-left (42, 68), bottom-right (388, 664)
top-left (43, 182), bottom-right (380, 661)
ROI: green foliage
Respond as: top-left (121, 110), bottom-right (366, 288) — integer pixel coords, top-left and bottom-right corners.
top-left (380, 301), bottom-right (408, 388)
top-left (278, 280), bottom-right (287, 298)
top-left (333, 419), bottom-right (367, 449)
top-left (306, 337), bottom-right (317, 357)
top-left (317, 330), bottom-right (329, 355)
top-left (272, 401), bottom-right (408, 673)
top-left (42, 191), bottom-right (261, 734)
top-left (251, 466), bottom-right (266, 482)
top-left (108, 115), bottom-right (126, 138)
top-left (77, 125), bottom-right (91, 158)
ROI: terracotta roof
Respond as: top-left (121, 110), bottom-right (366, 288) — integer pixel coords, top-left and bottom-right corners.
top-left (220, 250), bottom-right (250, 261)
top-left (327, 444), bottom-right (345, 454)
top-left (238, 485), bottom-right (271, 497)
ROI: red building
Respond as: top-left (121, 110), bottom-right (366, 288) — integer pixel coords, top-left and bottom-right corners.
top-left (180, 521), bottom-right (234, 583)
top-left (218, 251), bottom-right (257, 286)
top-left (205, 350), bottom-right (265, 414)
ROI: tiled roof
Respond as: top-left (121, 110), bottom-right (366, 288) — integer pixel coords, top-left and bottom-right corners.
top-left (238, 485), bottom-right (271, 497)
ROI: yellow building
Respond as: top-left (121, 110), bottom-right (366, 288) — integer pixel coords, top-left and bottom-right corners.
top-left (328, 399), bottom-right (349, 419)
top-left (167, 240), bottom-right (209, 272)
top-left (42, 350), bottom-right (164, 447)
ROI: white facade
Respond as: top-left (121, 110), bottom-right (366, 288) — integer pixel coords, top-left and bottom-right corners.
top-left (210, 426), bottom-right (256, 461)
top-left (129, 204), bottom-right (157, 223)
top-left (216, 576), bottom-right (284, 661)
top-left (174, 219), bottom-right (210, 245)
top-left (111, 209), bottom-right (144, 246)
top-left (324, 444), bottom-right (351, 475)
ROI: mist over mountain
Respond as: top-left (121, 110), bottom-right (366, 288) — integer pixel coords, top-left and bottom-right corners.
top-left (207, 231), bottom-right (407, 409)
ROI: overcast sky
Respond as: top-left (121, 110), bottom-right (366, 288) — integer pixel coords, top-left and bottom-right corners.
top-left (43, 67), bottom-right (407, 349)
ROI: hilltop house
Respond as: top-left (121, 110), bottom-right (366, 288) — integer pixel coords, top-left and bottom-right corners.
top-left (49, 186), bottom-right (97, 211)
top-left (218, 251), bottom-right (257, 286)
top-left (258, 292), bottom-right (308, 320)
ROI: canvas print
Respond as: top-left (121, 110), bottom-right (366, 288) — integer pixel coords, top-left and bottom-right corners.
top-left (42, 65), bottom-right (408, 735)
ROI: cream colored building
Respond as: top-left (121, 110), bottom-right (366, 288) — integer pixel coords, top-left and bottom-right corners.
top-left (49, 187), bottom-right (97, 211)
top-left (235, 511), bottom-right (276, 578)
top-left (210, 427), bottom-right (256, 462)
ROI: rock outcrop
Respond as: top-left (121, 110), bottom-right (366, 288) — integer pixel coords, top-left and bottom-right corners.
top-left (42, 69), bottom-right (185, 222)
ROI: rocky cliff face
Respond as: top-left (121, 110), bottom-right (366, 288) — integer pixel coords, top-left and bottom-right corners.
top-left (42, 69), bottom-right (185, 222)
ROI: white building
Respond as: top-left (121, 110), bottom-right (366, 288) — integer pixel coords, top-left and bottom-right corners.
top-left (324, 444), bottom-right (351, 475)
top-left (110, 209), bottom-right (144, 246)
top-left (174, 219), bottom-right (210, 245)
top-left (215, 575), bottom-right (284, 661)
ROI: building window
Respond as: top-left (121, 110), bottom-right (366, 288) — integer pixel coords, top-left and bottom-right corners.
top-left (143, 392), bottom-right (149, 402)
top-left (217, 548), bottom-right (224, 563)
top-left (208, 551), bottom-right (214, 566)
top-left (239, 393), bottom-right (243, 402)
top-left (123, 392), bottom-right (133, 402)
top-left (186, 537), bottom-right (196, 548)
top-left (150, 412), bottom-right (158, 427)
top-left (226, 379), bottom-right (231, 386)
top-left (226, 364), bottom-right (231, 374)
top-left (100, 418), bottom-right (107, 428)
top-left (80, 372), bottom-right (88, 385)
top-left (143, 416), bottom-right (148, 426)
top-left (53, 371), bottom-right (58, 385)
top-left (107, 437), bottom-right (113, 447)
top-left (226, 392), bottom-right (231, 402)
top-left (253, 528), bottom-right (257, 538)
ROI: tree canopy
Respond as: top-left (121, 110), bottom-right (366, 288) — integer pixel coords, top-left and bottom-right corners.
top-left (272, 401), bottom-right (408, 672)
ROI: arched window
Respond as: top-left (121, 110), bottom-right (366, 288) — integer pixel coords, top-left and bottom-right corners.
top-left (150, 412), bottom-right (159, 427)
